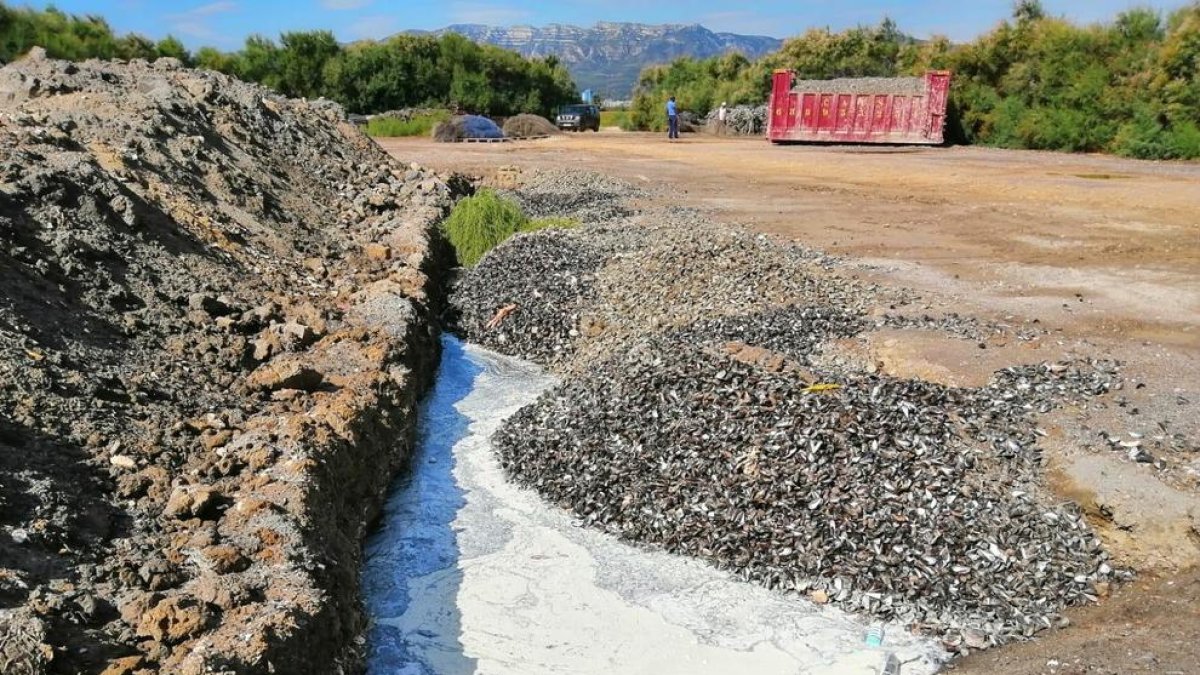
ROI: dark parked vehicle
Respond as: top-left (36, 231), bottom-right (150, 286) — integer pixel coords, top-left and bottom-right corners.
top-left (556, 104), bottom-right (600, 132)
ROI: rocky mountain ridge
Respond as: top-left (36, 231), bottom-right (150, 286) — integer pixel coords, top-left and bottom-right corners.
top-left (408, 22), bottom-right (782, 96)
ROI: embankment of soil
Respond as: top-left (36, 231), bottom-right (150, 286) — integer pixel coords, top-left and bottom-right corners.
top-left (0, 51), bottom-right (453, 674)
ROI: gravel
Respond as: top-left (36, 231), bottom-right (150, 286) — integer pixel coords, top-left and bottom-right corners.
top-left (789, 76), bottom-right (928, 96)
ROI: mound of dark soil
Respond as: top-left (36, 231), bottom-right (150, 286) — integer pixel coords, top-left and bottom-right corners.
top-left (0, 51), bottom-right (452, 674)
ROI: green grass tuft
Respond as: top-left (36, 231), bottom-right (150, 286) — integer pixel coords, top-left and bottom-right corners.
top-left (364, 112), bottom-right (449, 137)
top-left (440, 190), bottom-right (576, 267)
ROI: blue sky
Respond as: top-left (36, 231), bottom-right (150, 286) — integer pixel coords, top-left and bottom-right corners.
top-left (31, 0), bottom-right (1189, 48)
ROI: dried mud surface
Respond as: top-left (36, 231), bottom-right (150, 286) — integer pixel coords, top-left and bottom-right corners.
top-left (0, 53), bottom-right (454, 674)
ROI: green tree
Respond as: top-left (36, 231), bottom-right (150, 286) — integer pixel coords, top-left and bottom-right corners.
top-left (195, 46), bottom-right (236, 72)
top-left (155, 36), bottom-right (190, 63)
top-left (234, 35), bottom-right (281, 90)
top-left (1015, 1), bottom-right (1046, 25)
top-left (116, 34), bottom-right (157, 60)
top-left (276, 30), bottom-right (339, 99)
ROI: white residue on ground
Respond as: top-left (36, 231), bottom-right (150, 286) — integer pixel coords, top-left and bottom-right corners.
top-left (361, 335), bottom-right (946, 674)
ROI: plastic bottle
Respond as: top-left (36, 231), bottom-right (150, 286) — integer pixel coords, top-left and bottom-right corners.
top-left (865, 624), bottom-right (885, 648)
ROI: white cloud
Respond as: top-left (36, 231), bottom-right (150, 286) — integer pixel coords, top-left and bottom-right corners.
top-left (165, 2), bottom-right (238, 43)
top-left (346, 14), bottom-right (400, 40)
top-left (449, 3), bottom-right (531, 25)
top-left (322, 0), bottom-right (374, 9)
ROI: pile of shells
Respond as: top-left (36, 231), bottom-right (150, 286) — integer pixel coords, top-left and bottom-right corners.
top-left (453, 209), bottom-right (869, 372)
top-left (878, 313), bottom-right (1045, 343)
top-left (499, 169), bottom-right (642, 224)
top-left (449, 228), bottom-right (606, 364)
top-left (706, 105), bottom-right (769, 136)
top-left (790, 76), bottom-right (928, 96)
top-left (493, 326), bottom-right (1123, 646)
top-left (450, 170), bottom-right (1129, 649)
top-left (667, 305), bottom-right (866, 364)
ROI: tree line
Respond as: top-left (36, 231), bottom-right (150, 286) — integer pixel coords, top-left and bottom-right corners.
top-left (2, 1), bottom-right (1196, 158)
top-left (629, 1), bottom-right (1200, 159)
top-left (0, 3), bottom-right (577, 119)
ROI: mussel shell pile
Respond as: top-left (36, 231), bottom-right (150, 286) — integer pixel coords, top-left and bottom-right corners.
top-left (449, 229), bottom-right (605, 364)
top-left (493, 330), bottom-right (1120, 645)
top-left (877, 312), bottom-right (1045, 343)
top-left (705, 105), bottom-right (769, 135)
top-left (499, 169), bottom-right (638, 224)
top-left (450, 170), bottom-right (1127, 648)
top-left (667, 305), bottom-right (866, 363)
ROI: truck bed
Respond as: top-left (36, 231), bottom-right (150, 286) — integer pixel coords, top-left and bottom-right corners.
top-left (768, 71), bottom-right (951, 145)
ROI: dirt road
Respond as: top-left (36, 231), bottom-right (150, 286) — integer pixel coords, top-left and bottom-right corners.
top-left (379, 132), bottom-right (1200, 674)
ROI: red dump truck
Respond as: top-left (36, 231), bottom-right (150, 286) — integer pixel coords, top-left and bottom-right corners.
top-left (767, 70), bottom-right (951, 145)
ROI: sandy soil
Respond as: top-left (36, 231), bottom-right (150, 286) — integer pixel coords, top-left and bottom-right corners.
top-left (378, 132), bottom-right (1200, 674)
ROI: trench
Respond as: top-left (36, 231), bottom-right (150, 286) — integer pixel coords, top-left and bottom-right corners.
top-left (360, 335), bottom-right (946, 674)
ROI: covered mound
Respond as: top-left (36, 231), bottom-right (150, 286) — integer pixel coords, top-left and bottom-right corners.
top-left (432, 114), bottom-right (504, 141)
top-left (502, 113), bottom-right (559, 137)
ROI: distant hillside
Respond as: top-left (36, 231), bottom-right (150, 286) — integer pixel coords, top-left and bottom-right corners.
top-left (406, 22), bottom-right (782, 97)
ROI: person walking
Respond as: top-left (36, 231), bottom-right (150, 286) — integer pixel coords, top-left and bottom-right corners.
top-left (717, 101), bottom-right (728, 136)
top-left (666, 96), bottom-right (679, 140)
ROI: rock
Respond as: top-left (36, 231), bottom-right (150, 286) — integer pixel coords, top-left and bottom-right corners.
top-left (962, 628), bottom-right (990, 650)
top-left (110, 454), bottom-right (138, 470)
top-left (118, 592), bottom-right (160, 626)
top-left (245, 361), bottom-right (324, 393)
top-left (244, 302), bottom-right (282, 326)
top-left (810, 589), bottom-right (829, 604)
top-left (280, 321), bottom-right (318, 348)
top-left (0, 607), bottom-right (54, 673)
top-left (201, 545), bottom-right (250, 575)
top-left (138, 558), bottom-right (185, 592)
top-left (251, 332), bottom-right (282, 362)
top-left (187, 293), bottom-right (232, 317)
top-left (199, 430), bottom-right (233, 451)
top-left (136, 596), bottom-right (215, 644)
top-left (72, 593), bottom-right (99, 620)
top-left (100, 655), bottom-right (145, 675)
top-left (163, 486), bottom-right (222, 520)
top-left (364, 243), bottom-right (392, 261)
top-left (152, 57), bottom-right (186, 71)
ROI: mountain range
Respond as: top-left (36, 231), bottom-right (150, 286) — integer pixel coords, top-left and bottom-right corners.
top-left (406, 22), bottom-right (782, 98)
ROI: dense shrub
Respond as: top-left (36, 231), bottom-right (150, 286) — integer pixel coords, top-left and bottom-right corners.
top-left (441, 190), bottom-right (576, 267)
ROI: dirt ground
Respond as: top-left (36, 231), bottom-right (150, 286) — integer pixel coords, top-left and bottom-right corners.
top-left (379, 131), bottom-right (1200, 674)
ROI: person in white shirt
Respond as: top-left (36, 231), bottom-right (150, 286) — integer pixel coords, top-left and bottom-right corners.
top-left (717, 102), bottom-right (728, 136)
